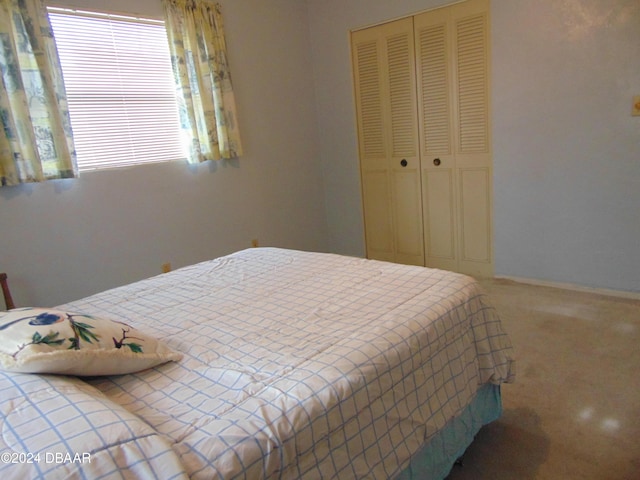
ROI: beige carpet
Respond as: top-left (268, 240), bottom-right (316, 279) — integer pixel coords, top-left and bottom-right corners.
top-left (446, 278), bottom-right (640, 480)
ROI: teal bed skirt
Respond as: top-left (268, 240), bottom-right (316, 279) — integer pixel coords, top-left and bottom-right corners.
top-left (396, 383), bottom-right (502, 480)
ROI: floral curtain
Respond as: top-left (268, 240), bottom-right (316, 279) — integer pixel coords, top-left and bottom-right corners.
top-left (163, 0), bottom-right (243, 163)
top-left (0, 0), bottom-right (77, 187)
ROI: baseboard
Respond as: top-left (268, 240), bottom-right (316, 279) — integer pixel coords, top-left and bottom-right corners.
top-left (493, 275), bottom-right (640, 301)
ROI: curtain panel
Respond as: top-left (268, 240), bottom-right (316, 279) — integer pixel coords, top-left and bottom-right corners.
top-left (0, 0), bottom-right (77, 187)
top-left (163, 0), bottom-right (243, 163)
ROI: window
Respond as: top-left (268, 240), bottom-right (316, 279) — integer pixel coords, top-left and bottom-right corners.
top-left (48, 8), bottom-right (186, 171)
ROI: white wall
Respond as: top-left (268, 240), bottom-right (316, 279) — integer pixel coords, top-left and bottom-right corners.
top-left (491, 0), bottom-right (639, 292)
top-left (308, 0), bottom-right (640, 293)
top-left (0, 0), bottom-right (329, 306)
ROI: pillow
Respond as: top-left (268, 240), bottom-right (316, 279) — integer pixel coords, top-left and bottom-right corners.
top-left (0, 308), bottom-right (182, 376)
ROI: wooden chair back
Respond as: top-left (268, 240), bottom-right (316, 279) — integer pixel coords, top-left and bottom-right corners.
top-left (0, 273), bottom-right (15, 310)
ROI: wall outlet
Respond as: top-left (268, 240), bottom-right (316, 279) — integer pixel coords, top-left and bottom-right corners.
top-left (162, 262), bottom-right (172, 273)
top-left (633, 96), bottom-right (640, 116)
top-left (251, 239), bottom-right (259, 248)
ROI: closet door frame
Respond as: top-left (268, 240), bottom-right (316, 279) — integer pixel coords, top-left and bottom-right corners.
top-left (415, 0), bottom-right (493, 276)
top-left (351, 17), bottom-right (424, 266)
top-left (351, 0), bottom-right (492, 275)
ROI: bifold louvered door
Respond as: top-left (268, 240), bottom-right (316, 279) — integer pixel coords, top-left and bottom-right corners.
top-left (415, 0), bottom-right (492, 276)
top-left (352, 0), bottom-right (492, 276)
top-left (351, 17), bottom-right (424, 266)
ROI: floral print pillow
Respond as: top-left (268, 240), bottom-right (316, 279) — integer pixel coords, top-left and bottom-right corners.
top-left (0, 308), bottom-right (182, 376)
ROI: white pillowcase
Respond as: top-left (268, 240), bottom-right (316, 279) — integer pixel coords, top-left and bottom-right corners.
top-left (0, 308), bottom-right (182, 376)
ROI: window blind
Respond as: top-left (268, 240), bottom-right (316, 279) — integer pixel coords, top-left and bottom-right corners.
top-left (48, 8), bottom-right (186, 171)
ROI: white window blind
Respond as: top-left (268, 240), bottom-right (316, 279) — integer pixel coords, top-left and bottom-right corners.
top-left (48, 8), bottom-right (186, 171)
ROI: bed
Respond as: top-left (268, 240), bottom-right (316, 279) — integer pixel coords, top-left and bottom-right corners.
top-left (0, 247), bottom-right (515, 479)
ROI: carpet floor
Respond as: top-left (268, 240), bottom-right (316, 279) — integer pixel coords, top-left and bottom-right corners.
top-left (445, 278), bottom-right (640, 480)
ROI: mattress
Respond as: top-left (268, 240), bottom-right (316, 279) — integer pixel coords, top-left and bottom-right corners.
top-left (0, 247), bottom-right (515, 479)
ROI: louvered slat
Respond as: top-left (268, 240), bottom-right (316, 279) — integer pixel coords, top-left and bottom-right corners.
top-left (386, 33), bottom-right (415, 157)
top-left (456, 14), bottom-right (488, 153)
top-left (418, 23), bottom-right (451, 155)
top-left (356, 41), bottom-right (385, 159)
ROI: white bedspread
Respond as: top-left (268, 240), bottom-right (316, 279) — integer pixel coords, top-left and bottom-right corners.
top-left (1, 248), bottom-right (514, 479)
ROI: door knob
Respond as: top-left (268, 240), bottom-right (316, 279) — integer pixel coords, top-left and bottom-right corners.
top-left (400, 159), bottom-right (408, 167)
top-left (433, 158), bottom-right (441, 166)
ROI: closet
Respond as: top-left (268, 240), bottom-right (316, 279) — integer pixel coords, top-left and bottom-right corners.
top-left (351, 0), bottom-right (492, 277)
